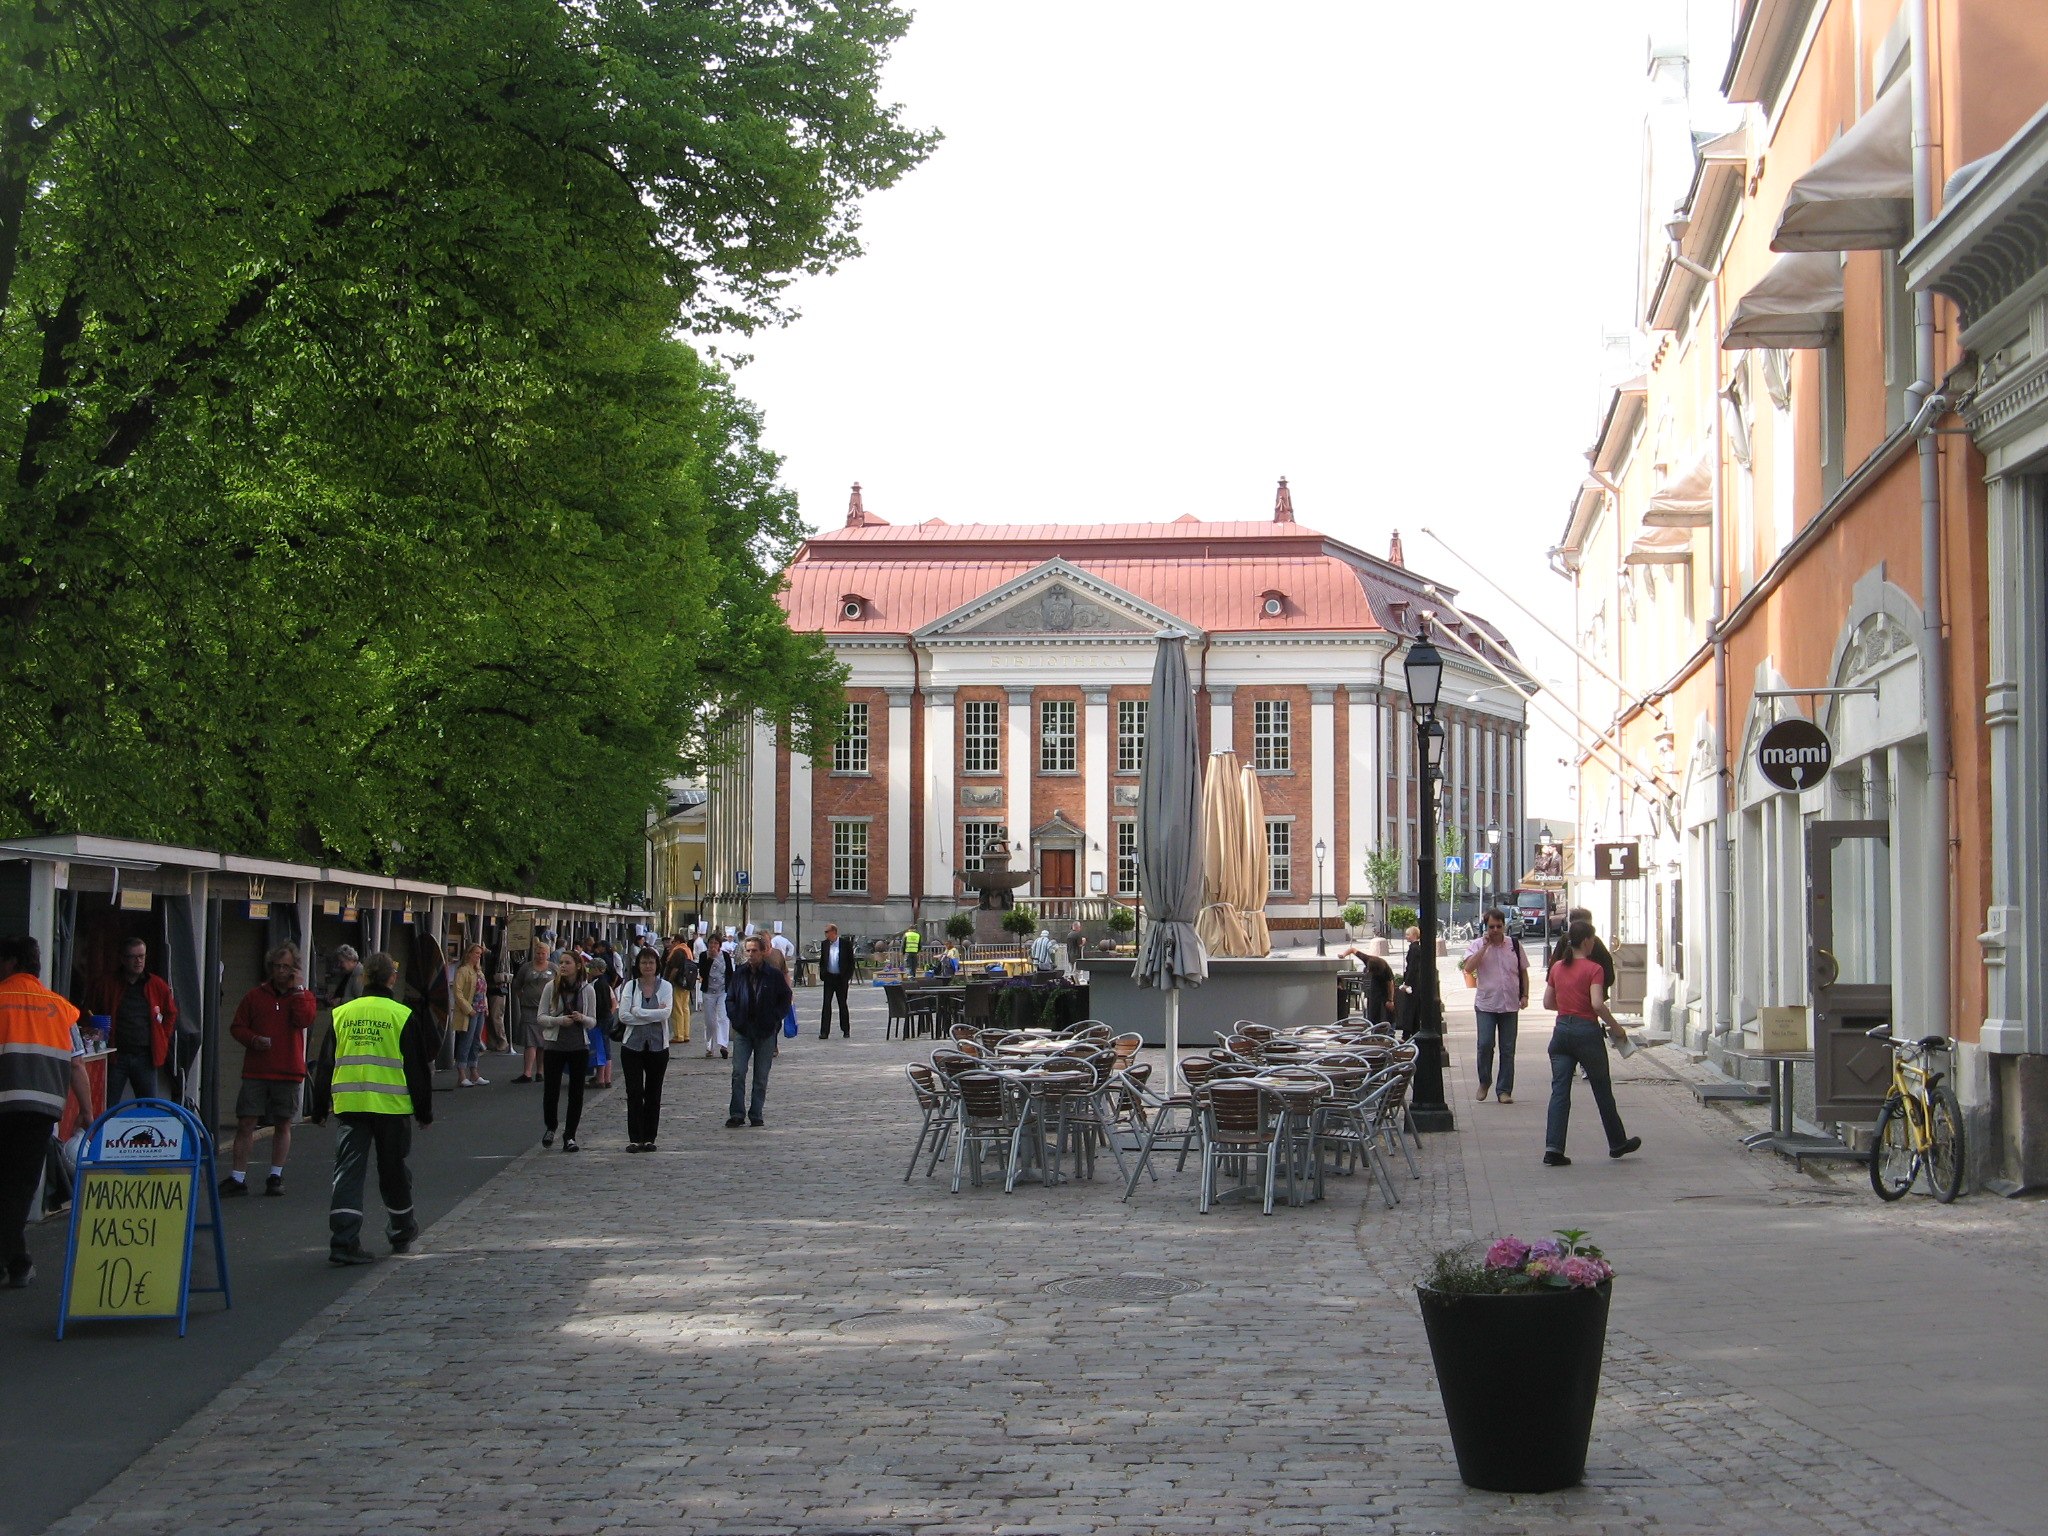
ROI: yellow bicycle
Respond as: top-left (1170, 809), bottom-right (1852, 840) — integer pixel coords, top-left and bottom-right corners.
top-left (1866, 1025), bottom-right (1965, 1203)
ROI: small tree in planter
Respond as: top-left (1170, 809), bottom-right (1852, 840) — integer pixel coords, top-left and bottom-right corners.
top-left (1388, 905), bottom-right (1419, 934)
top-left (1363, 844), bottom-right (1402, 935)
top-left (1001, 905), bottom-right (1037, 940)
top-left (1417, 1230), bottom-right (1615, 1492)
top-left (944, 911), bottom-right (976, 945)
top-left (1106, 905), bottom-right (1135, 949)
top-left (1339, 902), bottom-right (1369, 940)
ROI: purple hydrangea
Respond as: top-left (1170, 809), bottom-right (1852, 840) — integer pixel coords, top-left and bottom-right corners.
top-left (1559, 1255), bottom-right (1610, 1289)
top-left (1527, 1237), bottom-right (1566, 1261)
top-left (1484, 1237), bottom-right (1532, 1271)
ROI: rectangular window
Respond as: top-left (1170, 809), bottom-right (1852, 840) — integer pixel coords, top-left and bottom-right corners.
top-left (1820, 335), bottom-right (1848, 499)
top-left (1266, 819), bottom-right (1292, 894)
top-left (960, 819), bottom-right (1007, 870)
top-left (961, 699), bottom-right (1001, 774)
top-left (1253, 699), bottom-right (1292, 772)
top-left (1117, 699), bottom-right (1147, 773)
top-left (1116, 821), bottom-right (1139, 896)
top-left (833, 702), bottom-right (870, 774)
top-left (831, 821), bottom-right (869, 895)
top-left (1040, 699), bottom-right (1077, 772)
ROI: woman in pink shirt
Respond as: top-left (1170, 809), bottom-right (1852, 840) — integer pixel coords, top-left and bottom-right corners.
top-left (1540, 919), bottom-right (1641, 1167)
top-left (1459, 908), bottom-right (1529, 1103)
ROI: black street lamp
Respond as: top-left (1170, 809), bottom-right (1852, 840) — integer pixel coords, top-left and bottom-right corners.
top-left (1314, 837), bottom-right (1328, 956)
top-left (691, 862), bottom-right (703, 929)
top-left (1405, 630), bottom-right (1455, 1133)
top-left (791, 854), bottom-right (806, 987)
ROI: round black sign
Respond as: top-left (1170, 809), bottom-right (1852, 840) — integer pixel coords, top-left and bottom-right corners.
top-left (1756, 718), bottom-right (1833, 792)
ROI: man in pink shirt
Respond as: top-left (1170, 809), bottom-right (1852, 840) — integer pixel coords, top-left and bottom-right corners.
top-left (223, 943), bottom-right (318, 1197)
top-left (1459, 908), bottom-right (1529, 1103)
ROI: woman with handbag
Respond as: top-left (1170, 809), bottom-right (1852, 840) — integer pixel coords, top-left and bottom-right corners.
top-left (537, 952), bottom-right (595, 1151)
top-left (452, 943), bottom-right (491, 1087)
top-left (615, 946), bottom-right (673, 1152)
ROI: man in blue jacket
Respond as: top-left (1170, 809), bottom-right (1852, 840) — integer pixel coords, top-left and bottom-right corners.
top-left (725, 935), bottom-right (791, 1129)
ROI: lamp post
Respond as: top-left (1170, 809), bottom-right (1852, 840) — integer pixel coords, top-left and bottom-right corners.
top-left (1314, 837), bottom-right (1328, 956)
top-left (691, 863), bottom-right (703, 930)
top-left (790, 855), bottom-right (806, 987)
top-left (1405, 630), bottom-right (1455, 1133)
top-left (1485, 824), bottom-right (1500, 906)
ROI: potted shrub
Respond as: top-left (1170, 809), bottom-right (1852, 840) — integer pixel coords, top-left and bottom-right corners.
top-left (1416, 1230), bottom-right (1614, 1493)
top-left (1107, 905), bottom-right (1135, 942)
top-left (1000, 905), bottom-right (1037, 939)
top-left (1388, 904), bottom-right (1419, 934)
top-left (1339, 901), bottom-right (1369, 941)
top-left (944, 911), bottom-right (976, 951)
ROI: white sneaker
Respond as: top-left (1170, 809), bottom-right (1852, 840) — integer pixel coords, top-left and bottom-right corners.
top-left (456, 1079), bottom-right (471, 1089)
top-left (472, 1076), bottom-right (490, 1086)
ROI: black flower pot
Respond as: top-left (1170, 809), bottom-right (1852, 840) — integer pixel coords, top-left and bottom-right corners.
top-left (1415, 1281), bottom-right (1611, 1492)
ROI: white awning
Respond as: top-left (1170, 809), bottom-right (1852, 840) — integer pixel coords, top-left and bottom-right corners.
top-left (1773, 81), bottom-right (1913, 252)
top-left (1642, 449), bottom-right (1713, 528)
top-left (1624, 525), bottom-right (1695, 565)
top-left (1723, 252), bottom-right (1844, 349)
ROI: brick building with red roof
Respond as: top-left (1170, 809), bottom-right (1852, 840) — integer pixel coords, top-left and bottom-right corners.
top-left (700, 481), bottom-right (1529, 940)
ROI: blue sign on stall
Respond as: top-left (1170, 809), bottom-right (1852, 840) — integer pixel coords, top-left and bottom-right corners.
top-left (57, 1099), bottom-right (232, 1339)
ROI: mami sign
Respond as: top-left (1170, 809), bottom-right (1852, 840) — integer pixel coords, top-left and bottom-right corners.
top-left (1756, 718), bottom-right (1833, 793)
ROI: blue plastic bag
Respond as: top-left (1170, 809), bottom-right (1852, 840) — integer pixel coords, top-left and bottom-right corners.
top-left (782, 1002), bottom-right (799, 1038)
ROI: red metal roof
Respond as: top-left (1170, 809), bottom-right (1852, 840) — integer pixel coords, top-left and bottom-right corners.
top-left (779, 512), bottom-right (1517, 663)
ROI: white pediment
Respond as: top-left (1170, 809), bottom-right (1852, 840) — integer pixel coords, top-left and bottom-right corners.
top-left (916, 559), bottom-right (1196, 641)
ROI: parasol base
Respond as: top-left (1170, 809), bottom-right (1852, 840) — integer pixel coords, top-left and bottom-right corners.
top-left (1409, 1105), bottom-right (1458, 1134)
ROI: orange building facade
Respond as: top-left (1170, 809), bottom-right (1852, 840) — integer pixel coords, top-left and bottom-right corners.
top-left (1558, 0), bottom-right (2048, 1188)
top-left (708, 485), bottom-right (1528, 947)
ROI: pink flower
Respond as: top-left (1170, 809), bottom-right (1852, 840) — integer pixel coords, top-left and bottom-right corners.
top-left (1484, 1237), bottom-right (1531, 1271)
top-left (1559, 1255), bottom-right (1609, 1288)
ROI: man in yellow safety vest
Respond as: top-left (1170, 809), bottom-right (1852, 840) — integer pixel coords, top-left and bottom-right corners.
top-left (308, 951), bottom-right (437, 1266)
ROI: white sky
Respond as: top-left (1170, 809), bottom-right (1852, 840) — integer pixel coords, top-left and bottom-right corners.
top-left (733, 0), bottom-right (1653, 817)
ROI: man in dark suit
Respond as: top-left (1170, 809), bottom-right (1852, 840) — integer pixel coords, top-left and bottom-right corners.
top-left (816, 924), bottom-right (858, 1039)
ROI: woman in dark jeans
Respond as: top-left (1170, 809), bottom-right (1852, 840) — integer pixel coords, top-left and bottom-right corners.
top-left (537, 952), bottom-right (595, 1151)
top-left (1540, 919), bottom-right (1641, 1168)
top-left (615, 946), bottom-right (673, 1151)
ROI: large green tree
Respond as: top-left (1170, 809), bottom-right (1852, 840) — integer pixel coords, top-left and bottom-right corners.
top-left (0, 0), bottom-right (932, 894)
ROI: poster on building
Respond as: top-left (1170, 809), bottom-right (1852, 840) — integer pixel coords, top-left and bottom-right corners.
top-left (504, 910), bottom-right (535, 956)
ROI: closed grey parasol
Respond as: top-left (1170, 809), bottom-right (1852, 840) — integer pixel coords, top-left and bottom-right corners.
top-left (1136, 629), bottom-right (1208, 1075)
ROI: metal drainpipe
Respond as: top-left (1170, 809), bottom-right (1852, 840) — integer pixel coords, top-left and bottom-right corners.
top-left (1909, 0), bottom-right (1952, 1046)
top-left (1675, 248), bottom-right (1734, 1045)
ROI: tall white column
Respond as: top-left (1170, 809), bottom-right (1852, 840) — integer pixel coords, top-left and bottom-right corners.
top-left (1347, 687), bottom-right (1379, 901)
top-left (789, 747), bottom-right (814, 896)
top-left (1007, 688), bottom-right (1033, 858)
top-left (1310, 687), bottom-right (1336, 900)
top-left (923, 689), bottom-right (955, 901)
top-left (1084, 688), bottom-right (1110, 896)
top-left (750, 715), bottom-right (778, 898)
top-left (1210, 686), bottom-right (1235, 759)
top-left (886, 689), bottom-right (913, 900)
top-left (1396, 706), bottom-right (1412, 884)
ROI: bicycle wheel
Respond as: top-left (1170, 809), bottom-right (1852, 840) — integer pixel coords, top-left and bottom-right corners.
top-left (1927, 1084), bottom-right (1966, 1203)
top-left (1869, 1096), bottom-right (1916, 1201)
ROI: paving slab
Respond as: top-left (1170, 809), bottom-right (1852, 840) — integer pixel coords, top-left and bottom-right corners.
top-left (27, 975), bottom-right (2048, 1534)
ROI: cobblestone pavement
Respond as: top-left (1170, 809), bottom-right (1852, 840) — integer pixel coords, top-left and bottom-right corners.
top-left (46, 978), bottom-right (2046, 1536)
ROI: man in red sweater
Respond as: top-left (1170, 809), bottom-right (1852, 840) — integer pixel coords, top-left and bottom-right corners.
top-left (223, 943), bottom-right (317, 1197)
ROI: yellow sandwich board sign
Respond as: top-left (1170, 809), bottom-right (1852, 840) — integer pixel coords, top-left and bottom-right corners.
top-left (57, 1100), bottom-right (231, 1338)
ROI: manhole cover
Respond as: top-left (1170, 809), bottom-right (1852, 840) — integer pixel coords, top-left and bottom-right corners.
top-left (1042, 1273), bottom-right (1203, 1301)
top-left (830, 1310), bottom-right (1006, 1343)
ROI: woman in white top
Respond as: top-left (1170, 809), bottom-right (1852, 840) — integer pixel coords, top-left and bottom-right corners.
top-left (616, 946), bottom-right (673, 1151)
top-left (537, 952), bottom-right (596, 1152)
top-left (700, 937), bottom-right (734, 1059)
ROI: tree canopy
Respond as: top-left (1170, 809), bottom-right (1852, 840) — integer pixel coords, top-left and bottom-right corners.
top-left (0, 0), bottom-right (934, 896)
